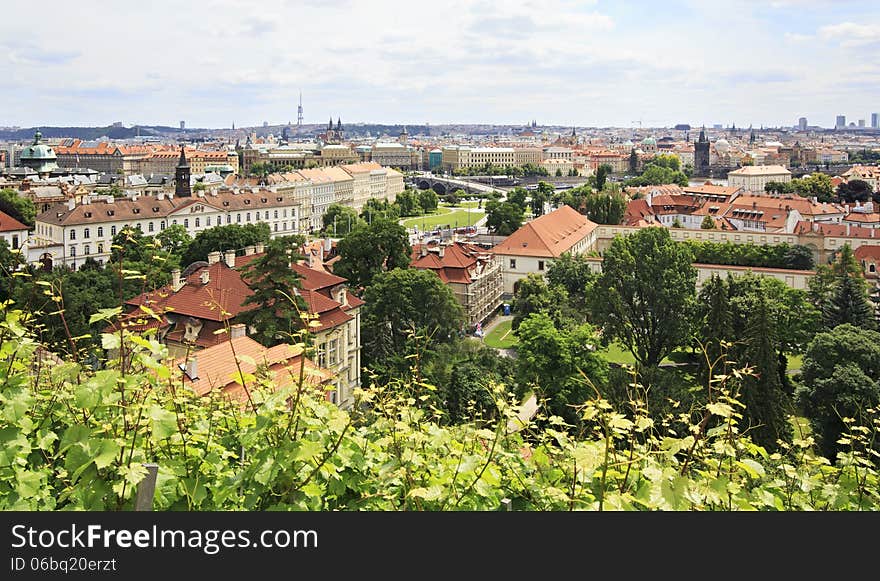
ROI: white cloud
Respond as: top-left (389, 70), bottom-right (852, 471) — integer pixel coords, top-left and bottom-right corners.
top-left (819, 22), bottom-right (880, 47)
top-left (0, 0), bottom-right (876, 127)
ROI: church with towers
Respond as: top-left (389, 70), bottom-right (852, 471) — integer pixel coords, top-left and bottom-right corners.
top-left (323, 117), bottom-right (344, 144)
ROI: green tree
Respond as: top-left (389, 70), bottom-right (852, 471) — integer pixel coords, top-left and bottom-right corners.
top-left (511, 273), bottom-right (566, 331)
top-left (824, 268), bottom-right (877, 330)
top-left (696, 274), bottom-right (733, 381)
top-left (238, 236), bottom-right (307, 347)
top-left (790, 173), bottom-right (834, 202)
top-left (485, 200), bottom-right (523, 235)
top-left (181, 223), bottom-right (271, 267)
top-left (443, 191), bottom-right (459, 206)
top-left (0, 188), bottom-right (36, 227)
top-left (333, 218), bottom-right (411, 293)
top-left (531, 181), bottom-right (555, 217)
top-left (361, 268), bottom-right (464, 380)
top-left (583, 192), bottom-right (626, 225)
top-left (739, 294), bottom-right (791, 452)
top-left (797, 324), bottom-right (880, 461)
top-left (700, 215), bottom-right (716, 229)
top-left (360, 198), bottom-right (400, 223)
top-left (837, 179), bottom-right (873, 203)
top-left (506, 187), bottom-right (528, 211)
top-left (154, 224), bottom-right (192, 260)
top-left (322, 204), bottom-right (363, 237)
top-left (628, 149), bottom-right (639, 174)
top-left (515, 313), bottom-right (608, 428)
top-left (418, 189), bottom-right (439, 214)
top-left (595, 164), bottom-right (612, 192)
top-left (545, 252), bottom-right (597, 313)
top-left (249, 161), bottom-right (271, 178)
top-left (395, 190), bottom-right (421, 217)
top-left (589, 227), bottom-right (696, 369)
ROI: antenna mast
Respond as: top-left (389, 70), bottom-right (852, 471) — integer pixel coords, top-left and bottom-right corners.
top-left (297, 92), bottom-right (303, 128)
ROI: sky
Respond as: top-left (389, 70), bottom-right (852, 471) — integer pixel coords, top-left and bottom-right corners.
top-left (1, 0), bottom-right (878, 129)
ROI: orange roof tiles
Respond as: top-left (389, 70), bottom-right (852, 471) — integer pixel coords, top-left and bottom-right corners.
top-left (0, 209), bottom-right (29, 232)
top-left (491, 205), bottom-right (598, 258)
top-left (172, 336), bottom-right (332, 400)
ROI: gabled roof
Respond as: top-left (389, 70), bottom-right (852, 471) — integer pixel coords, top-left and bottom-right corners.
top-left (173, 336), bottom-right (332, 400)
top-left (0, 209), bottom-right (29, 232)
top-left (491, 205), bottom-right (598, 258)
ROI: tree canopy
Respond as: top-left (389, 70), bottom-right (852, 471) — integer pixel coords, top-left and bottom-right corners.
top-left (333, 218), bottom-right (411, 293)
top-left (589, 227), bottom-right (696, 369)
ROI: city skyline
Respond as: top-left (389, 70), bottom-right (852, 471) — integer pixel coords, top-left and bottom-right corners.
top-left (1, 0), bottom-right (878, 129)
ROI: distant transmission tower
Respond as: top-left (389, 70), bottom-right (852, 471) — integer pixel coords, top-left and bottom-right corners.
top-left (297, 92), bottom-right (303, 128)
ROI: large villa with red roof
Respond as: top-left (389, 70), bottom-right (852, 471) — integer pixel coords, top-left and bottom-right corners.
top-left (490, 205), bottom-right (599, 294)
top-left (121, 245), bottom-right (362, 408)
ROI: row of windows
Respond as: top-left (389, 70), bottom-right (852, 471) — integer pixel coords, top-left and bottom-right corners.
top-left (68, 243), bottom-right (104, 257)
top-left (66, 210), bottom-right (298, 240)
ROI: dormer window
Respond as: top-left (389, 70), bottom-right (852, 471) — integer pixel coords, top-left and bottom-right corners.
top-left (84, 211), bottom-right (92, 218)
top-left (261, 198), bottom-right (267, 203)
top-left (133, 208), bottom-right (140, 214)
top-left (244, 199), bottom-right (251, 205)
top-left (107, 210), bottom-right (115, 216)
top-left (153, 206), bottom-right (160, 212)
top-left (223, 201), bottom-right (229, 206)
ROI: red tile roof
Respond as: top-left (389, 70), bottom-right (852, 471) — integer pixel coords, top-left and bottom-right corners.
top-left (0, 209), bottom-right (29, 232)
top-left (491, 205), bottom-right (598, 258)
top-left (172, 336), bottom-right (332, 400)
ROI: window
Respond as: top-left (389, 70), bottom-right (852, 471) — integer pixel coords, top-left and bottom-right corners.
top-left (69, 230), bottom-right (76, 240)
top-left (264, 211), bottom-right (269, 220)
top-left (274, 210), bottom-right (278, 219)
top-left (184, 219), bottom-right (189, 228)
top-left (11, 235), bottom-right (18, 250)
top-left (871, 264), bottom-right (876, 273)
top-left (328, 339), bottom-right (338, 365)
top-left (317, 343), bottom-right (327, 368)
top-left (148, 222), bottom-right (154, 232)
top-left (226, 215), bottom-right (231, 224)
top-left (84, 228), bottom-right (90, 239)
top-left (206, 217), bottom-right (211, 226)
top-left (69, 247), bottom-right (76, 257)
top-left (509, 259), bottom-right (516, 269)
top-left (111, 226), bottom-right (116, 236)
top-left (246, 212), bottom-right (251, 222)
top-left (172, 219), bottom-right (177, 226)
top-left (160, 221), bottom-right (166, 231)
top-left (84, 245), bottom-right (90, 255)
top-left (97, 226), bottom-right (103, 237)
top-left (283, 209), bottom-right (288, 217)
top-left (97, 243), bottom-right (103, 254)
top-left (195, 217), bottom-right (200, 227)
top-left (274, 223), bottom-right (278, 232)
top-left (538, 260), bottom-right (545, 271)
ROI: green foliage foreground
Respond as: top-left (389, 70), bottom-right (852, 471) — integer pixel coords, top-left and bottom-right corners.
top-left (0, 304), bottom-right (878, 511)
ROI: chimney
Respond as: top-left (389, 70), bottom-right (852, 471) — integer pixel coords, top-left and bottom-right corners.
top-left (438, 245), bottom-right (445, 258)
top-left (182, 357), bottom-right (198, 381)
top-left (207, 251), bottom-right (221, 265)
top-left (200, 270), bottom-right (210, 285)
top-left (255, 243), bottom-right (265, 254)
top-left (323, 238), bottom-right (332, 254)
top-left (67, 197), bottom-right (75, 210)
top-left (307, 250), bottom-right (315, 268)
top-left (230, 323), bottom-right (246, 339)
top-left (171, 269), bottom-right (181, 290)
top-left (245, 245), bottom-right (256, 256)
top-left (157, 191), bottom-right (164, 201)
top-left (846, 223), bottom-right (851, 236)
top-left (420, 245), bottom-right (427, 257)
top-left (224, 249), bottom-right (236, 268)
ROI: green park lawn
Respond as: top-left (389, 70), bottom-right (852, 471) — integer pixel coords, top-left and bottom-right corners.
top-left (401, 208), bottom-right (485, 230)
top-left (483, 320), bottom-right (517, 349)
